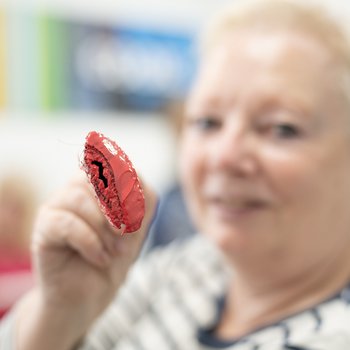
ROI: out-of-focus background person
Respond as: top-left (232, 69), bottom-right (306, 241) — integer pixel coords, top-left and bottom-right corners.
top-left (0, 173), bottom-right (37, 319)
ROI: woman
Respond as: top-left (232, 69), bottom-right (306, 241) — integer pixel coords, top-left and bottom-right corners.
top-left (2, 1), bottom-right (350, 349)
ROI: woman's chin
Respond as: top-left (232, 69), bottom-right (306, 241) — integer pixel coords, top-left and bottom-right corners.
top-left (203, 226), bottom-right (251, 254)
top-left (202, 222), bottom-right (274, 260)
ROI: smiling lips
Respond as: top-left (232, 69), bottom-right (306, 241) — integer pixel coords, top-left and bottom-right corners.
top-left (207, 199), bottom-right (268, 222)
top-left (214, 198), bottom-right (267, 211)
top-left (204, 187), bottom-right (269, 219)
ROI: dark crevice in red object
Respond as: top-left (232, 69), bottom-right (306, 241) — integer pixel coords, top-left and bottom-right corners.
top-left (92, 160), bottom-right (108, 188)
top-left (83, 131), bottom-right (145, 234)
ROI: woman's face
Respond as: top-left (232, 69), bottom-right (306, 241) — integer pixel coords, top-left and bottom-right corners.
top-left (180, 29), bottom-right (350, 260)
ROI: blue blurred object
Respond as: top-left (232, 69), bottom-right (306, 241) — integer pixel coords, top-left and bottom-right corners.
top-left (68, 22), bottom-right (197, 112)
top-left (146, 183), bottom-right (196, 250)
top-left (1, 9), bottom-right (197, 114)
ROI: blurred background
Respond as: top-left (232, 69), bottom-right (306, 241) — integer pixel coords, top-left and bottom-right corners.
top-left (1, 0), bottom-right (349, 201)
top-left (0, 0), bottom-right (350, 317)
top-left (0, 0), bottom-right (216, 200)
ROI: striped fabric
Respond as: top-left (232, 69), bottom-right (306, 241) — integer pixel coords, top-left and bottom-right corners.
top-left (1, 235), bottom-right (350, 349)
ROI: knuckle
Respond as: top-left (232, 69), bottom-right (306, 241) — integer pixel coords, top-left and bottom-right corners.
top-left (31, 231), bottom-right (46, 257)
top-left (31, 205), bottom-right (57, 254)
top-left (83, 231), bottom-right (98, 250)
top-left (55, 211), bottom-right (76, 239)
top-left (35, 205), bottom-right (76, 240)
top-left (69, 187), bottom-right (104, 225)
top-left (69, 187), bottom-right (90, 209)
top-left (33, 205), bottom-right (53, 232)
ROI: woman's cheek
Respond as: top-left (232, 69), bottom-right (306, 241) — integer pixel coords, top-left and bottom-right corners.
top-left (179, 139), bottom-right (201, 179)
top-left (179, 142), bottom-right (205, 212)
top-left (260, 145), bottom-right (321, 200)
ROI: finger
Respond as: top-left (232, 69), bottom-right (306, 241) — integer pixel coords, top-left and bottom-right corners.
top-left (48, 174), bottom-right (157, 259)
top-left (113, 182), bottom-right (158, 256)
top-left (107, 190), bottom-right (158, 285)
top-left (32, 205), bottom-right (111, 268)
top-left (48, 181), bottom-right (107, 232)
top-left (47, 179), bottom-right (121, 256)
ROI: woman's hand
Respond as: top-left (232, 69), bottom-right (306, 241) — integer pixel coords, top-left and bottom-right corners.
top-left (18, 173), bottom-right (157, 350)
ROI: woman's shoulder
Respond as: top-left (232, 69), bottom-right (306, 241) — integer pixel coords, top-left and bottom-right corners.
top-left (285, 288), bottom-right (350, 349)
top-left (253, 284), bottom-right (350, 350)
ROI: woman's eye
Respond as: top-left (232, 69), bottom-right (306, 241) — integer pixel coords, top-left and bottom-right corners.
top-left (191, 117), bottom-right (221, 131)
top-left (274, 124), bottom-right (300, 138)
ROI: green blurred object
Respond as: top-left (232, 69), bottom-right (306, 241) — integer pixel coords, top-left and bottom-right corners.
top-left (39, 14), bottom-right (70, 113)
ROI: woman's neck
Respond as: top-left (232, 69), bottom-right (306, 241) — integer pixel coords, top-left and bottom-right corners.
top-left (216, 242), bottom-right (350, 340)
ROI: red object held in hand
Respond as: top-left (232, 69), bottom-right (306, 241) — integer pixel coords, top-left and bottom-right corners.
top-left (83, 131), bottom-right (145, 233)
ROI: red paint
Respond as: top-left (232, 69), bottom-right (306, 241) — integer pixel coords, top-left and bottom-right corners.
top-left (83, 131), bottom-right (145, 233)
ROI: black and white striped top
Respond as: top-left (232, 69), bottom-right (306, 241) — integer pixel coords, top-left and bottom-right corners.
top-left (1, 235), bottom-right (350, 349)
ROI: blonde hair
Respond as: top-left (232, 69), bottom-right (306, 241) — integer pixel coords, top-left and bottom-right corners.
top-left (201, 0), bottom-right (350, 105)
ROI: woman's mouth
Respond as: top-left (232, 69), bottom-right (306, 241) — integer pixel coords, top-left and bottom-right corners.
top-left (207, 197), bottom-right (269, 221)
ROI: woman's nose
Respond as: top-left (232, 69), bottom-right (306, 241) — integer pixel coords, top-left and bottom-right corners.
top-left (208, 123), bottom-right (258, 177)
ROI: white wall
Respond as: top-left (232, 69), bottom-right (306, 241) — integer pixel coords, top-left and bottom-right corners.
top-left (0, 113), bottom-right (177, 202)
top-left (2, 0), bottom-right (350, 31)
